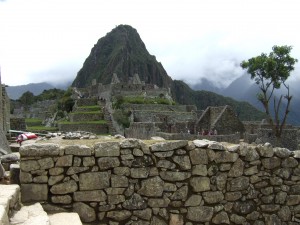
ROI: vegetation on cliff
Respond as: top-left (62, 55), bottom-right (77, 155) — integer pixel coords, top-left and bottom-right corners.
top-left (172, 80), bottom-right (266, 121)
top-left (72, 24), bottom-right (266, 122)
top-left (72, 25), bottom-right (173, 88)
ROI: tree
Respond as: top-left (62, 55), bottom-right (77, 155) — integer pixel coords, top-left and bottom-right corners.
top-left (241, 45), bottom-right (298, 138)
top-left (19, 91), bottom-right (35, 109)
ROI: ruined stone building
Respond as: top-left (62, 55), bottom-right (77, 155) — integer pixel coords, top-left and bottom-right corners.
top-left (73, 73), bottom-right (245, 141)
top-left (78, 73), bottom-right (172, 102)
top-left (0, 68), bottom-right (11, 153)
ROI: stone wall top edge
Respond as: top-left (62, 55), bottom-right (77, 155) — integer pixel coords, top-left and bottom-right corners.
top-left (19, 143), bottom-right (60, 157)
top-left (19, 139), bottom-right (299, 158)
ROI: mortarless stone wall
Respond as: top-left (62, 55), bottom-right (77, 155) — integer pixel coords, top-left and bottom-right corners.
top-left (19, 139), bottom-right (300, 224)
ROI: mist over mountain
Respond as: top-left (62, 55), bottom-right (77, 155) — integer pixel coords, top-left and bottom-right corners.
top-left (189, 78), bottom-right (223, 95)
top-left (192, 74), bottom-right (300, 125)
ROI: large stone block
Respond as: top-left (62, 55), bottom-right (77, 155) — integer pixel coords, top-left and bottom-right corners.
top-left (159, 171), bottom-right (191, 182)
top-left (38, 157), bottom-right (54, 170)
top-left (79, 172), bottom-right (109, 190)
top-left (21, 184), bottom-right (48, 202)
top-left (214, 152), bottom-right (238, 163)
top-left (111, 175), bottom-right (129, 187)
top-left (229, 176), bottom-right (249, 191)
top-left (187, 206), bottom-right (214, 222)
top-left (97, 157), bottom-right (120, 170)
top-left (172, 155), bottom-right (191, 170)
top-left (51, 195), bottom-right (72, 204)
top-left (106, 210), bottom-right (132, 221)
top-left (190, 177), bottom-right (210, 192)
top-left (50, 180), bottom-right (78, 194)
top-left (74, 190), bottom-right (107, 202)
top-left (120, 138), bottom-right (141, 148)
top-left (138, 176), bottom-right (164, 197)
top-left (94, 142), bottom-right (120, 157)
top-left (150, 140), bottom-right (188, 152)
top-left (261, 157), bottom-right (281, 169)
top-left (19, 144), bottom-right (60, 157)
top-left (189, 148), bottom-right (208, 165)
top-left (73, 202), bottom-right (96, 223)
top-left (123, 193), bottom-right (147, 210)
top-left (20, 160), bottom-right (40, 172)
top-left (202, 191), bottom-right (224, 204)
top-left (56, 155), bottom-right (73, 167)
top-left (63, 145), bottom-right (92, 156)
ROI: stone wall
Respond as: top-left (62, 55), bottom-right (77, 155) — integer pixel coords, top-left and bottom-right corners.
top-left (10, 117), bottom-right (26, 132)
top-left (122, 104), bottom-right (197, 112)
top-left (257, 128), bottom-right (298, 151)
top-left (19, 139), bottom-right (300, 224)
top-left (69, 112), bottom-right (103, 123)
top-left (157, 132), bottom-right (240, 143)
top-left (133, 110), bottom-right (197, 123)
top-left (58, 123), bottom-right (108, 134)
top-left (125, 122), bottom-right (157, 139)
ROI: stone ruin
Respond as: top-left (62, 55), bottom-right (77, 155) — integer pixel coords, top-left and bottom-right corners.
top-left (0, 70), bottom-right (11, 155)
top-left (10, 138), bottom-right (300, 224)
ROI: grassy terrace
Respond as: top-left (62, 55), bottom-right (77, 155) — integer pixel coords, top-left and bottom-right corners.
top-left (27, 126), bottom-right (59, 132)
top-left (70, 111), bottom-right (103, 115)
top-left (58, 120), bottom-right (107, 125)
top-left (25, 118), bottom-right (43, 126)
top-left (76, 105), bottom-right (101, 111)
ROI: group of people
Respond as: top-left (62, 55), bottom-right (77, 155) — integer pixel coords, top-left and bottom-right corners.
top-left (199, 129), bottom-right (218, 136)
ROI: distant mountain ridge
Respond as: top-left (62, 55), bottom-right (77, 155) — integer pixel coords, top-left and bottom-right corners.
top-left (6, 82), bottom-right (70, 100)
top-left (192, 74), bottom-right (300, 125)
top-left (6, 82), bottom-right (55, 100)
top-left (72, 24), bottom-right (266, 122)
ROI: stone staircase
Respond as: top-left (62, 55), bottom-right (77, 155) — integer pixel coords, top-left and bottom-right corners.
top-left (0, 184), bottom-right (82, 225)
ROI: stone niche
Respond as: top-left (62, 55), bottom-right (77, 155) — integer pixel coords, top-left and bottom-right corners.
top-left (19, 139), bottom-right (300, 224)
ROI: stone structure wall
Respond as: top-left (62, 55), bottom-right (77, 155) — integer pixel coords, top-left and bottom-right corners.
top-left (125, 122), bottom-right (157, 139)
top-left (156, 133), bottom-right (241, 143)
top-left (58, 123), bottom-right (108, 134)
top-left (122, 104), bottom-right (197, 112)
top-left (195, 106), bottom-right (245, 136)
top-left (69, 112), bottom-right (103, 123)
top-left (0, 71), bottom-right (11, 153)
top-left (10, 117), bottom-right (26, 131)
top-left (133, 111), bottom-right (197, 123)
top-left (19, 139), bottom-right (300, 224)
top-left (257, 128), bottom-right (298, 151)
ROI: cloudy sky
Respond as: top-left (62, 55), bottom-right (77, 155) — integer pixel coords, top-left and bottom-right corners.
top-left (0, 0), bottom-right (300, 88)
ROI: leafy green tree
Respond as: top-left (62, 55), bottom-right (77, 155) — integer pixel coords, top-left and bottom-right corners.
top-left (19, 91), bottom-right (35, 109)
top-left (58, 88), bottom-right (74, 113)
top-left (241, 45), bottom-right (298, 138)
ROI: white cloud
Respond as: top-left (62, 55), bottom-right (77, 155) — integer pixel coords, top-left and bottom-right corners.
top-left (0, 0), bottom-right (299, 86)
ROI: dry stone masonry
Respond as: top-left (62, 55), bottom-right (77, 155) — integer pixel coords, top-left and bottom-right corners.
top-left (19, 139), bottom-right (300, 224)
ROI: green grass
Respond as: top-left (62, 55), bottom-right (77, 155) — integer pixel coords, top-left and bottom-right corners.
top-left (25, 118), bottom-right (43, 126)
top-left (58, 120), bottom-right (107, 125)
top-left (27, 126), bottom-right (59, 132)
top-left (77, 105), bottom-right (100, 109)
top-left (25, 118), bottom-right (43, 123)
top-left (70, 111), bottom-right (103, 115)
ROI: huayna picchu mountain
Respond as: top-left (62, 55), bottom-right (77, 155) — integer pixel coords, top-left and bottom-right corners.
top-left (72, 24), bottom-right (173, 89)
top-left (72, 24), bottom-right (265, 121)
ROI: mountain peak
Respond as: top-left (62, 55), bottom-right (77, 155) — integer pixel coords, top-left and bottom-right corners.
top-left (72, 24), bottom-right (173, 88)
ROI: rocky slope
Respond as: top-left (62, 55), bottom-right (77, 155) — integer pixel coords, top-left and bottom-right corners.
top-left (72, 25), bottom-right (173, 88)
top-left (72, 24), bottom-right (265, 122)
